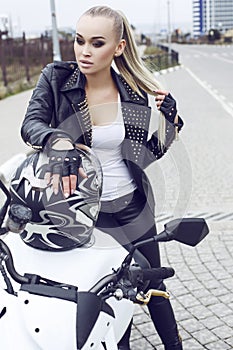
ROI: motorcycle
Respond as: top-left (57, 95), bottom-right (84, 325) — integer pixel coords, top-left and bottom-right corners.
top-left (0, 153), bottom-right (209, 349)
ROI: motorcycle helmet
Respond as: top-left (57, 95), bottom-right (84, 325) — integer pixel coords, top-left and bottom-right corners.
top-left (10, 145), bottom-right (102, 251)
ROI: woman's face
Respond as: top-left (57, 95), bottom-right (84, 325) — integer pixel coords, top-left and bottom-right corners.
top-left (74, 15), bottom-right (125, 75)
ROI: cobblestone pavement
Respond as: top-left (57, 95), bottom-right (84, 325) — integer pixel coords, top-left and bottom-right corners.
top-left (131, 221), bottom-right (233, 350)
top-left (130, 62), bottom-right (233, 349)
top-left (0, 61), bottom-right (233, 349)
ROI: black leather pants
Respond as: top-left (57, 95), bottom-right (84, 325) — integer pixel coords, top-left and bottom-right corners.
top-left (96, 190), bottom-right (182, 350)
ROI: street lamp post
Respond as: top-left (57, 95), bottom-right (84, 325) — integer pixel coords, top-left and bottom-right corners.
top-left (166, 0), bottom-right (172, 65)
top-left (50, 0), bottom-right (61, 61)
top-left (167, 0), bottom-right (171, 54)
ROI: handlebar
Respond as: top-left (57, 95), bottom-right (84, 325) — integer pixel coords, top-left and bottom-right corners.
top-left (89, 265), bottom-right (175, 296)
top-left (89, 272), bottom-right (119, 294)
top-left (140, 267), bottom-right (175, 281)
top-left (0, 180), bottom-right (11, 228)
top-left (0, 240), bottom-right (29, 284)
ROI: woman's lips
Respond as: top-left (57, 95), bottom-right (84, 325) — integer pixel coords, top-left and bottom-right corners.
top-left (79, 60), bottom-right (93, 68)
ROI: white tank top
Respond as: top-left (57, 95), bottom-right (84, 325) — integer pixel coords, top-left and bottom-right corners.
top-left (92, 98), bottom-right (136, 201)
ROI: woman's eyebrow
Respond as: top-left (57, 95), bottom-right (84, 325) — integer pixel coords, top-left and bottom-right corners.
top-left (76, 32), bottom-right (106, 40)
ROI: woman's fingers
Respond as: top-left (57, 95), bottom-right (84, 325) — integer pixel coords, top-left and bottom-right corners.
top-left (78, 167), bottom-right (88, 179)
top-left (154, 90), bottom-right (168, 96)
top-left (52, 173), bottom-right (60, 195)
top-left (154, 90), bottom-right (169, 110)
top-left (45, 168), bottom-right (87, 198)
top-left (62, 175), bottom-right (77, 198)
top-left (69, 174), bottom-right (77, 195)
top-left (61, 176), bottom-right (71, 198)
top-left (44, 172), bottom-right (51, 185)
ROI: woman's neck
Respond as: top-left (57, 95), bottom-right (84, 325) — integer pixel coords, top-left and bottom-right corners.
top-left (85, 69), bottom-right (118, 107)
top-left (84, 69), bottom-right (119, 126)
top-left (85, 68), bottom-right (113, 91)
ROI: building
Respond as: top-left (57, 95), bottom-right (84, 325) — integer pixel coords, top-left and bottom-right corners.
top-left (0, 15), bottom-right (10, 35)
top-left (193, 0), bottom-right (233, 37)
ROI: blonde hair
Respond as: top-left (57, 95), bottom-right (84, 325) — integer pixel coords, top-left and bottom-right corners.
top-left (82, 6), bottom-right (166, 145)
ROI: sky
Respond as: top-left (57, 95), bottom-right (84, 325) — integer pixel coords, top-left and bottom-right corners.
top-left (0, 0), bottom-right (193, 37)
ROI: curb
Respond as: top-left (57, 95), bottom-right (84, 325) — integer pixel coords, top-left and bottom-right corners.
top-left (154, 64), bottom-right (183, 77)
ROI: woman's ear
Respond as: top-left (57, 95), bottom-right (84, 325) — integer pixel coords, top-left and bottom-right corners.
top-left (114, 39), bottom-right (126, 57)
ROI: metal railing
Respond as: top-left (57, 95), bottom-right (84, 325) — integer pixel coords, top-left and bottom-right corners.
top-left (142, 44), bottom-right (179, 72)
top-left (0, 32), bottom-right (75, 88)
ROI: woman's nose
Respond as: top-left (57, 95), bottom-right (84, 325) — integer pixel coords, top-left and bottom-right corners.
top-left (82, 44), bottom-right (91, 56)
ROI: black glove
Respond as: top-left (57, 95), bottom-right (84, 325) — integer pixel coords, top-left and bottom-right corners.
top-left (160, 93), bottom-right (177, 123)
top-left (46, 138), bottom-right (81, 177)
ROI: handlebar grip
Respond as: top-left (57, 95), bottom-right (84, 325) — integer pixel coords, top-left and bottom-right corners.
top-left (142, 267), bottom-right (175, 281)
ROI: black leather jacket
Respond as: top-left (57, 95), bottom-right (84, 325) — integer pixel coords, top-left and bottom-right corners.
top-left (21, 61), bottom-right (183, 212)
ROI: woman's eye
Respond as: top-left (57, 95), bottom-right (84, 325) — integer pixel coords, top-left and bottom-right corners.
top-left (75, 38), bottom-right (84, 45)
top-left (92, 41), bottom-right (104, 48)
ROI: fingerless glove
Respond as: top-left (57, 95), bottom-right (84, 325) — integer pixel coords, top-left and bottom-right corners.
top-left (160, 93), bottom-right (177, 123)
top-left (46, 137), bottom-right (81, 177)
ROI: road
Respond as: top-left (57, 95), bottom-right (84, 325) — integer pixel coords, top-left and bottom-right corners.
top-left (148, 44), bottom-right (233, 219)
top-left (0, 44), bottom-right (233, 349)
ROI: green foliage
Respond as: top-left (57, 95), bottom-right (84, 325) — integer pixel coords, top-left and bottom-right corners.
top-left (142, 46), bottom-right (179, 72)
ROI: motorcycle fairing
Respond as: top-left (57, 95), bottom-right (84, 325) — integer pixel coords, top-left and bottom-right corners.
top-left (18, 289), bottom-right (78, 349)
top-left (76, 292), bottom-right (115, 349)
top-left (1, 231), bottom-right (134, 348)
top-left (0, 288), bottom-right (41, 349)
top-left (17, 285), bottom-right (115, 350)
top-left (20, 276), bottom-right (78, 303)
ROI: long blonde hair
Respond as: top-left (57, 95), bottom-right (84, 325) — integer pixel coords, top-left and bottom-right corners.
top-left (82, 6), bottom-right (166, 145)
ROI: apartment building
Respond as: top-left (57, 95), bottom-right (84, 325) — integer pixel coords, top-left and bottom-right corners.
top-left (193, 0), bottom-right (233, 37)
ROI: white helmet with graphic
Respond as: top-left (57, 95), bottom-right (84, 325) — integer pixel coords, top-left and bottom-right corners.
top-left (10, 145), bottom-right (102, 251)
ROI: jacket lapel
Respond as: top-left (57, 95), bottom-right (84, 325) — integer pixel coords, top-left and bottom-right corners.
top-left (59, 66), bottom-right (152, 150)
top-left (60, 67), bottom-right (92, 146)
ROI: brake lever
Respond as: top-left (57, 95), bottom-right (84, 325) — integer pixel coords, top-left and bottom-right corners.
top-left (136, 289), bottom-right (170, 305)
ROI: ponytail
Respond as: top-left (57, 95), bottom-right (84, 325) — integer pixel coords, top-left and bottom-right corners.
top-left (114, 11), bottom-right (166, 146)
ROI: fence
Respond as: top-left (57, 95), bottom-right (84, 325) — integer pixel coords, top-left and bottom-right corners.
top-left (142, 50), bottom-right (179, 72)
top-left (142, 43), bottom-right (179, 72)
top-left (0, 33), bottom-right (179, 90)
top-left (0, 32), bottom-right (75, 88)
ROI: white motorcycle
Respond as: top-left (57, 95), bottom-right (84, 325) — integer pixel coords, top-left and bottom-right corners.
top-left (0, 151), bottom-right (209, 350)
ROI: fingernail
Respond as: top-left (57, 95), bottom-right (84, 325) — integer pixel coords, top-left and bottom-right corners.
top-left (54, 189), bottom-right (58, 195)
top-left (64, 193), bottom-right (69, 198)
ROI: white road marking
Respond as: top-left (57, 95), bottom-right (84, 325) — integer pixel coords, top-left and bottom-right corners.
top-left (184, 66), bottom-right (233, 118)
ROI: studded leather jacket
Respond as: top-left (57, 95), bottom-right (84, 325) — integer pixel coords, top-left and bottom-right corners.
top-left (21, 61), bottom-right (183, 212)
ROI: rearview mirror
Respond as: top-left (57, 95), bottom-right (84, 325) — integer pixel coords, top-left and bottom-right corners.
top-left (163, 218), bottom-right (209, 246)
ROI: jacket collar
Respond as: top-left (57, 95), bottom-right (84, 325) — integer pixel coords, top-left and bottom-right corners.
top-left (111, 69), bottom-right (147, 105)
top-left (59, 62), bottom-right (85, 93)
top-left (60, 62), bottom-right (147, 106)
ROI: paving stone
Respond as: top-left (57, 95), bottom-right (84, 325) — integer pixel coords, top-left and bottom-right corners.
top-left (200, 315), bottom-right (225, 330)
top-left (192, 329), bottom-right (219, 345)
top-left (205, 340), bottom-right (232, 350)
top-left (207, 303), bottom-right (232, 317)
top-left (212, 325), bottom-right (233, 340)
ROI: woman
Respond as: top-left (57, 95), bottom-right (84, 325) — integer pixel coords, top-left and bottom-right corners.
top-left (21, 6), bottom-right (183, 350)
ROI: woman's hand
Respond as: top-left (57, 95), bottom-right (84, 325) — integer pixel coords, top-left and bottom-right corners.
top-left (154, 90), bottom-right (178, 123)
top-left (44, 138), bottom-right (87, 198)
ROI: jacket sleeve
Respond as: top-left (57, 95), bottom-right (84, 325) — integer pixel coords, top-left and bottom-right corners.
top-left (21, 64), bottom-right (69, 150)
top-left (143, 115), bottom-right (184, 168)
